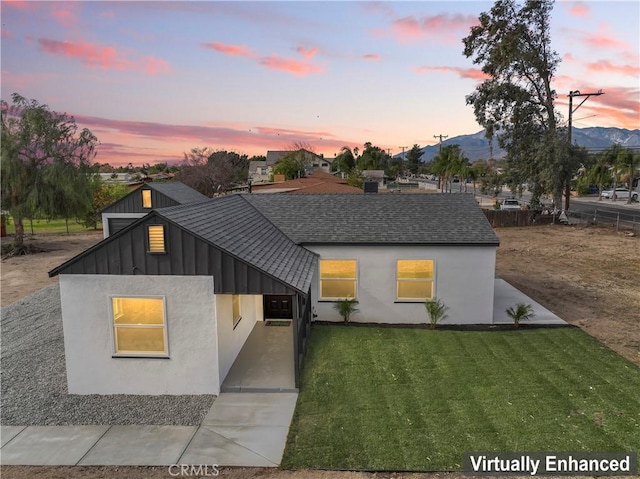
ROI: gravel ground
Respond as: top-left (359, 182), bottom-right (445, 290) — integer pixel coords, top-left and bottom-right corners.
top-left (1, 285), bottom-right (215, 426)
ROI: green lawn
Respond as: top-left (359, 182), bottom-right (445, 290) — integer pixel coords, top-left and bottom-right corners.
top-left (283, 325), bottom-right (640, 471)
top-left (3, 218), bottom-right (99, 235)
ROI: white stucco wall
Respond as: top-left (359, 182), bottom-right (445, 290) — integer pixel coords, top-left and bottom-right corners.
top-left (101, 213), bottom-right (145, 238)
top-left (216, 295), bottom-right (262, 385)
top-left (59, 274), bottom-right (218, 395)
top-left (306, 245), bottom-right (496, 325)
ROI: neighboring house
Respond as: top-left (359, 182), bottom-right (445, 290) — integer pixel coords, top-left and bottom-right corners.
top-left (100, 182), bottom-right (208, 238)
top-left (49, 193), bottom-right (499, 396)
top-left (251, 170), bottom-right (362, 194)
top-left (362, 170), bottom-right (388, 189)
top-left (249, 149), bottom-right (330, 184)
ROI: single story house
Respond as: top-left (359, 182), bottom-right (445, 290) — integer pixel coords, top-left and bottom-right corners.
top-left (100, 182), bottom-right (208, 237)
top-left (49, 193), bottom-right (499, 396)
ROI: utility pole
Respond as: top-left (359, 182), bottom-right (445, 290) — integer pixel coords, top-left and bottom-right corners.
top-left (566, 90), bottom-right (604, 210)
top-left (433, 134), bottom-right (448, 153)
top-left (399, 146), bottom-right (408, 160)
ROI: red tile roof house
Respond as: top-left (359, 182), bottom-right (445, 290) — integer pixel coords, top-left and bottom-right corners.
top-left (49, 193), bottom-right (499, 396)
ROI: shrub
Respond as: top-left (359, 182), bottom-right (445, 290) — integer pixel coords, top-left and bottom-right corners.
top-left (333, 297), bottom-right (359, 324)
top-left (424, 298), bottom-right (449, 329)
top-left (505, 303), bottom-right (535, 328)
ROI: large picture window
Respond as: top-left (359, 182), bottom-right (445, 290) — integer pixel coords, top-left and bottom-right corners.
top-left (112, 297), bottom-right (167, 356)
top-left (397, 260), bottom-right (434, 300)
top-left (319, 259), bottom-right (357, 299)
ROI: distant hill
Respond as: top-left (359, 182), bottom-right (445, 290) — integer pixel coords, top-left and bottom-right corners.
top-left (406, 127), bottom-right (640, 163)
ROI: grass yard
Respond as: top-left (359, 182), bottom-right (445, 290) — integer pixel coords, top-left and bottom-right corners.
top-left (3, 218), bottom-right (99, 235)
top-left (283, 324), bottom-right (640, 471)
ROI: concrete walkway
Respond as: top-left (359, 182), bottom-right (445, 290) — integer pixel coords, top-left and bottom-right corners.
top-left (493, 279), bottom-right (567, 325)
top-left (0, 392), bottom-right (298, 467)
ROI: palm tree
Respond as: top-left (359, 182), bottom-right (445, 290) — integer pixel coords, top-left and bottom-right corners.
top-left (505, 303), bottom-right (535, 328)
top-left (424, 298), bottom-right (449, 329)
top-left (616, 148), bottom-right (640, 204)
top-left (333, 297), bottom-right (359, 324)
top-left (586, 154), bottom-right (612, 201)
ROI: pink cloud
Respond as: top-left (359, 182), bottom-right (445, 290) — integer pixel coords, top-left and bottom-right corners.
top-left (363, 54), bottom-right (381, 61)
top-left (380, 13), bottom-right (478, 43)
top-left (70, 115), bottom-right (353, 166)
top-left (37, 38), bottom-right (170, 75)
top-left (203, 42), bottom-right (256, 58)
top-left (578, 25), bottom-right (629, 50)
top-left (586, 60), bottom-right (640, 77)
top-left (2, 1), bottom-right (30, 10)
top-left (415, 65), bottom-right (488, 81)
top-left (260, 55), bottom-right (324, 76)
top-left (296, 46), bottom-right (318, 59)
top-left (563, 53), bottom-right (575, 62)
top-left (204, 40), bottom-right (323, 76)
top-left (568, 2), bottom-right (590, 17)
top-left (52, 8), bottom-right (77, 28)
top-left (1, 29), bottom-right (14, 39)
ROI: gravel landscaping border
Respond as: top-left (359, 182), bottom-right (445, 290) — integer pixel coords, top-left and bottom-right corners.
top-left (1, 285), bottom-right (215, 426)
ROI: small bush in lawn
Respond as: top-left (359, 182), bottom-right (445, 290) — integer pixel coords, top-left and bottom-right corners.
top-left (425, 298), bottom-right (449, 329)
top-left (333, 297), bottom-right (359, 324)
top-left (506, 302), bottom-right (535, 328)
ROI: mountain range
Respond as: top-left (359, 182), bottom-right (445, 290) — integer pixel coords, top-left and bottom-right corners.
top-left (407, 127), bottom-right (640, 163)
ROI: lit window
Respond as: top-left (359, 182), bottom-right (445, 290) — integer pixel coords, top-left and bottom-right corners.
top-left (142, 189), bottom-right (152, 208)
top-left (319, 260), bottom-right (357, 299)
top-left (397, 260), bottom-right (434, 300)
top-left (147, 225), bottom-right (165, 253)
top-left (112, 297), bottom-right (167, 356)
top-left (232, 295), bottom-right (242, 328)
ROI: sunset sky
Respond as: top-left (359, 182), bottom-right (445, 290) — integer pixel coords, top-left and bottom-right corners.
top-left (1, 1), bottom-right (638, 166)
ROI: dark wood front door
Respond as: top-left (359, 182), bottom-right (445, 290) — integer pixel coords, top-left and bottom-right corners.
top-left (264, 295), bottom-right (293, 320)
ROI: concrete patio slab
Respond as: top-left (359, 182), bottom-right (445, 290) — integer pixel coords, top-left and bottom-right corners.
top-left (0, 426), bottom-right (109, 465)
top-left (208, 425), bottom-right (289, 464)
top-left (493, 278), bottom-right (567, 325)
top-left (178, 425), bottom-right (276, 467)
top-left (203, 392), bottom-right (298, 427)
top-left (78, 425), bottom-right (197, 466)
top-left (221, 322), bottom-right (296, 392)
top-left (1, 426), bottom-right (26, 447)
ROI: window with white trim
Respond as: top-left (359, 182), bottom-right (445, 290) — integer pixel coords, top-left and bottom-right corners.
top-left (142, 189), bottom-right (152, 208)
top-left (319, 259), bottom-right (357, 299)
top-left (147, 225), bottom-right (165, 253)
top-left (112, 297), bottom-right (167, 356)
top-left (396, 260), bottom-right (435, 300)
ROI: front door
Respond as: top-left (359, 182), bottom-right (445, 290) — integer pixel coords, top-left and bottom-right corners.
top-left (264, 295), bottom-right (293, 320)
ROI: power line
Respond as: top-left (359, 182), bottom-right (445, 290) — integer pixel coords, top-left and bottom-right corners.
top-left (433, 134), bottom-right (448, 153)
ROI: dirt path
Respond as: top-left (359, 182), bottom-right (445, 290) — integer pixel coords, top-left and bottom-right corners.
top-left (1, 225), bottom-right (638, 479)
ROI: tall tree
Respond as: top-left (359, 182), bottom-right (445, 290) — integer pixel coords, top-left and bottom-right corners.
top-left (175, 147), bottom-right (238, 196)
top-left (332, 146), bottom-right (357, 173)
top-left (1, 93), bottom-right (98, 252)
top-left (616, 147), bottom-right (640, 204)
top-left (463, 0), bottom-right (563, 208)
top-left (405, 144), bottom-right (423, 175)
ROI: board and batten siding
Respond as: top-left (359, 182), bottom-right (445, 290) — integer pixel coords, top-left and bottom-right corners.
top-left (102, 187), bottom-right (180, 214)
top-left (307, 245), bottom-right (497, 325)
top-left (59, 274), bottom-right (218, 395)
top-left (58, 216), bottom-right (297, 295)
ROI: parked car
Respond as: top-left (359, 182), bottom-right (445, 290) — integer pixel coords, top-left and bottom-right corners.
top-left (500, 199), bottom-right (521, 210)
top-left (600, 188), bottom-right (639, 200)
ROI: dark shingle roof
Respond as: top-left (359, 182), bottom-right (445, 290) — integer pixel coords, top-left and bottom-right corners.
top-left (155, 196), bottom-right (317, 294)
top-left (147, 182), bottom-right (208, 204)
top-left (244, 193), bottom-right (499, 245)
